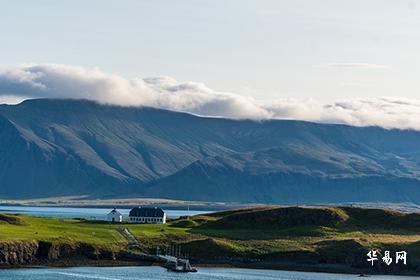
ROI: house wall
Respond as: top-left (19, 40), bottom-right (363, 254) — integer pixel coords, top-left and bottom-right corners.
top-left (107, 213), bottom-right (122, 223)
top-left (128, 215), bottom-right (166, 224)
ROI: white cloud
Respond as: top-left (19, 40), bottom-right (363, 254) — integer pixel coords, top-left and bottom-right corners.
top-left (0, 64), bottom-right (419, 130)
top-left (0, 64), bottom-right (271, 119)
top-left (0, 95), bottom-right (29, 105)
top-left (321, 63), bottom-right (391, 70)
top-left (267, 97), bottom-right (420, 130)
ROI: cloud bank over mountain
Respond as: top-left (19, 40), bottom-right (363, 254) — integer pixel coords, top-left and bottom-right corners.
top-left (0, 64), bottom-right (419, 130)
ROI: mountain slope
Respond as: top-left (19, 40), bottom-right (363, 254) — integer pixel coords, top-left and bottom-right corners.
top-left (1, 98), bottom-right (420, 203)
top-left (144, 147), bottom-right (420, 203)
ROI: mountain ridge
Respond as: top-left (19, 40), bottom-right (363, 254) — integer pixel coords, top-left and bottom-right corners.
top-left (1, 98), bottom-right (420, 203)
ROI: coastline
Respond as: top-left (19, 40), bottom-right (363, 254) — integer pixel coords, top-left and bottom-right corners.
top-left (1, 258), bottom-right (419, 277)
top-left (0, 197), bottom-right (250, 212)
top-left (2, 206), bottom-right (420, 277)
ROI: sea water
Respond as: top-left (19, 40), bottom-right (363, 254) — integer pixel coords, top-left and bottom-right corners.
top-left (0, 205), bottom-right (211, 220)
top-left (0, 266), bottom-right (416, 280)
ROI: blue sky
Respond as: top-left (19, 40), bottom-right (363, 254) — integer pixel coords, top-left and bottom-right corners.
top-left (2, 0), bottom-right (420, 102)
top-left (1, 1), bottom-right (420, 130)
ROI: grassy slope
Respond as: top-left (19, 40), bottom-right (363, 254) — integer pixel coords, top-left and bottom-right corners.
top-left (1, 206), bottom-right (420, 267)
top-left (127, 206), bottom-right (420, 265)
top-left (0, 215), bottom-right (126, 250)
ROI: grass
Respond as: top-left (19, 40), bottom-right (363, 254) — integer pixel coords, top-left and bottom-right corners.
top-left (126, 223), bottom-right (190, 238)
top-left (122, 206), bottom-right (420, 265)
top-left (2, 206), bottom-right (420, 266)
top-left (0, 213), bottom-right (26, 225)
top-left (0, 214), bottom-right (126, 250)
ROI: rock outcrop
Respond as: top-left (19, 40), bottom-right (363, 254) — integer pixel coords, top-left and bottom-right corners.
top-left (0, 240), bottom-right (116, 267)
top-left (0, 241), bottom-right (38, 266)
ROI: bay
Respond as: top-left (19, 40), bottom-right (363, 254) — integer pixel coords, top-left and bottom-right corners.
top-left (0, 205), bottom-right (211, 220)
top-left (0, 266), bottom-right (416, 280)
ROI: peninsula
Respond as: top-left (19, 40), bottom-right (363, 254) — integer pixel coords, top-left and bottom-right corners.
top-left (1, 206), bottom-right (419, 276)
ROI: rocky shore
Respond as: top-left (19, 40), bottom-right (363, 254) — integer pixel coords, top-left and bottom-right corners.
top-left (2, 206), bottom-right (420, 277)
top-left (1, 240), bottom-right (420, 276)
top-left (0, 240), bottom-right (157, 268)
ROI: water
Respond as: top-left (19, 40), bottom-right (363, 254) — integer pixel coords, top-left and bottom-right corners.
top-left (0, 267), bottom-right (416, 280)
top-left (0, 206), bottom-right (211, 220)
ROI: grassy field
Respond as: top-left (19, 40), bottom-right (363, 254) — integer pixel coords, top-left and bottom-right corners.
top-left (1, 206), bottom-right (420, 268)
top-left (127, 206), bottom-right (420, 266)
top-left (0, 214), bottom-right (126, 250)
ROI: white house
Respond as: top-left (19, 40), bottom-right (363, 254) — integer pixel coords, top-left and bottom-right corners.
top-left (107, 208), bottom-right (123, 223)
top-left (128, 206), bottom-right (166, 224)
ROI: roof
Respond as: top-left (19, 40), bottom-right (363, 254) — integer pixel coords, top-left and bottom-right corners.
top-left (108, 209), bottom-right (122, 215)
top-left (129, 207), bottom-right (165, 217)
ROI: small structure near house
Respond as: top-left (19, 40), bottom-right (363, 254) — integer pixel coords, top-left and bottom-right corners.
top-left (107, 208), bottom-right (123, 223)
top-left (129, 206), bottom-right (166, 224)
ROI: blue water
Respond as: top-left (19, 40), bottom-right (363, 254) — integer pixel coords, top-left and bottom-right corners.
top-left (0, 267), bottom-right (415, 280)
top-left (0, 206), bottom-right (210, 220)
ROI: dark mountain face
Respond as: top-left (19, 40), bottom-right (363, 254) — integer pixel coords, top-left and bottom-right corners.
top-left (1, 98), bottom-right (420, 203)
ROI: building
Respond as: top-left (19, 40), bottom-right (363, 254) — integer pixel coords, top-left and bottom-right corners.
top-left (129, 206), bottom-right (166, 224)
top-left (107, 208), bottom-right (123, 223)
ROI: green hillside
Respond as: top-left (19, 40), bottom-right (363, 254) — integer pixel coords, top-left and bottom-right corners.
top-left (0, 214), bottom-right (125, 250)
top-left (126, 206), bottom-right (420, 273)
top-left (1, 206), bottom-right (419, 273)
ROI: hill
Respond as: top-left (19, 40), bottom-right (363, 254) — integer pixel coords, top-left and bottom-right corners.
top-left (0, 214), bottom-right (26, 225)
top-left (131, 206), bottom-right (420, 273)
top-left (1, 98), bottom-right (420, 203)
top-left (2, 206), bottom-right (420, 274)
top-left (197, 206), bottom-right (420, 231)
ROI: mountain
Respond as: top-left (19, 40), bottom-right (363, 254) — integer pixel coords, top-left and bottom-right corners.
top-left (1, 98), bottom-right (420, 203)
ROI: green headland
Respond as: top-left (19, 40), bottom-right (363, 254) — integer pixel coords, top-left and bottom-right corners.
top-left (1, 206), bottom-right (419, 275)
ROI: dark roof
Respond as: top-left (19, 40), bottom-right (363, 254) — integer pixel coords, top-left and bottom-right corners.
top-left (109, 208), bottom-right (122, 215)
top-left (129, 207), bottom-right (165, 217)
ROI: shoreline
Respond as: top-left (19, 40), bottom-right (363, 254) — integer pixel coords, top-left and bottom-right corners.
top-left (2, 206), bottom-right (420, 277)
top-left (1, 258), bottom-right (418, 277)
top-left (0, 202), bottom-right (238, 212)
top-left (0, 196), bottom-right (254, 212)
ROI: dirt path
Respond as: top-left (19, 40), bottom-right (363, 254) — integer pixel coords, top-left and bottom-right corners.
top-left (117, 226), bottom-right (141, 250)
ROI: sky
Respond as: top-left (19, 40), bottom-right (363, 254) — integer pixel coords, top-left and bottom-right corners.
top-left (1, 0), bottom-right (420, 129)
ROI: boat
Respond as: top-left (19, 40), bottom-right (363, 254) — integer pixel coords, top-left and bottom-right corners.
top-left (164, 258), bottom-right (197, 273)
